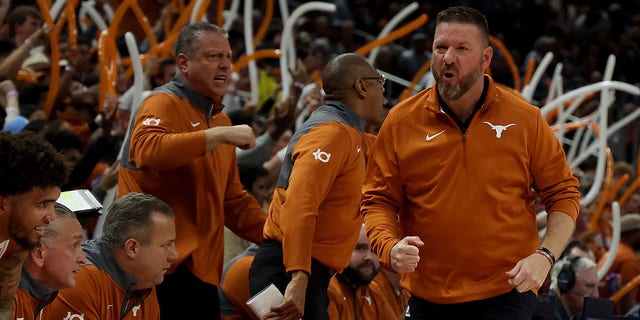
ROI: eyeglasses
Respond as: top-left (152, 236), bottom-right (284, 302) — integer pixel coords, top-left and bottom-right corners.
top-left (354, 73), bottom-right (386, 88)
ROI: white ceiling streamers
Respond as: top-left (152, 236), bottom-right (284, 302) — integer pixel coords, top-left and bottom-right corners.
top-left (278, 2), bottom-right (336, 102)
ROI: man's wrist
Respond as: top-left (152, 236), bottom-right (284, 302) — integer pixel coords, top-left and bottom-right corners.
top-left (536, 246), bottom-right (556, 265)
top-left (24, 38), bottom-right (34, 49)
top-left (290, 270), bottom-right (309, 281)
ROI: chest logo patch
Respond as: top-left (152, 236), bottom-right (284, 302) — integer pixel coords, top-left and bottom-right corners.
top-left (312, 148), bottom-right (331, 163)
top-left (426, 130), bottom-right (446, 141)
top-left (483, 121), bottom-right (515, 138)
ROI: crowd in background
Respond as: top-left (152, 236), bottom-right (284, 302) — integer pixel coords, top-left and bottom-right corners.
top-left (0, 0), bottom-right (639, 318)
top-left (2, 0), bottom-right (639, 166)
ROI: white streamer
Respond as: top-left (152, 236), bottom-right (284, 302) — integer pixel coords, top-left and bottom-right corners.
top-left (79, 1), bottom-right (109, 32)
top-left (521, 52), bottom-right (554, 102)
top-left (279, 2), bottom-right (336, 101)
top-left (244, 0), bottom-right (259, 103)
top-left (223, 0), bottom-right (240, 30)
top-left (190, 0), bottom-right (206, 23)
top-left (50, 0), bottom-right (67, 22)
top-left (597, 201), bottom-right (621, 280)
top-left (368, 2), bottom-right (419, 64)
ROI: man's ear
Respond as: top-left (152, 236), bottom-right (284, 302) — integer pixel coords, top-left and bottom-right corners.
top-left (0, 195), bottom-right (6, 215)
top-left (123, 238), bottom-right (139, 259)
top-left (354, 79), bottom-right (367, 98)
top-left (483, 46), bottom-right (493, 70)
top-left (176, 53), bottom-right (189, 73)
top-left (31, 243), bottom-right (46, 268)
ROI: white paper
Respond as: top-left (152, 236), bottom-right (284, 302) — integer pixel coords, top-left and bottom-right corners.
top-left (246, 283), bottom-right (284, 318)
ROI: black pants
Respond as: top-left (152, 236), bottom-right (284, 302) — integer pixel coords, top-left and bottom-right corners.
top-left (156, 262), bottom-right (221, 319)
top-left (408, 289), bottom-right (537, 320)
top-left (249, 240), bottom-right (332, 320)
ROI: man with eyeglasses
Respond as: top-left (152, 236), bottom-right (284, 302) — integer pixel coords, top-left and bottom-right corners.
top-left (355, 73), bottom-right (386, 87)
top-left (249, 53), bottom-right (386, 320)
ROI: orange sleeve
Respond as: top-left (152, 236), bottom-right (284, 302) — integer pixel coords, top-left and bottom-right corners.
top-left (531, 111), bottom-right (580, 220)
top-left (223, 159), bottom-right (266, 245)
top-left (361, 119), bottom-right (403, 271)
top-left (129, 94), bottom-right (207, 170)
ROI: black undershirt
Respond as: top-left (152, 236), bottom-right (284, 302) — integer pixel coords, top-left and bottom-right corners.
top-left (437, 76), bottom-right (489, 134)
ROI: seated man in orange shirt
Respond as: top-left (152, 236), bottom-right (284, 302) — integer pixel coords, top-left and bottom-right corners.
top-left (49, 193), bottom-right (178, 319)
top-left (13, 203), bottom-right (86, 319)
top-left (219, 244), bottom-right (259, 320)
top-left (0, 131), bottom-right (69, 317)
top-left (328, 224), bottom-right (410, 319)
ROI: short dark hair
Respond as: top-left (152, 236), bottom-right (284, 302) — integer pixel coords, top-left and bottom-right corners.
top-left (0, 131), bottom-right (69, 196)
top-left (44, 130), bottom-right (83, 154)
top-left (158, 58), bottom-right (176, 76)
top-left (22, 119), bottom-right (46, 133)
top-left (152, 58), bottom-right (177, 88)
top-left (6, 5), bottom-right (43, 36)
top-left (560, 239), bottom-right (592, 260)
top-left (322, 53), bottom-right (376, 100)
top-left (175, 22), bottom-right (227, 57)
top-left (102, 193), bottom-right (174, 250)
top-left (436, 6), bottom-right (489, 46)
top-left (238, 164), bottom-right (269, 191)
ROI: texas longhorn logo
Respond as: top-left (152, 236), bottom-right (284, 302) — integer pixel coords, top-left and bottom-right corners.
top-left (483, 121), bottom-right (516, 138)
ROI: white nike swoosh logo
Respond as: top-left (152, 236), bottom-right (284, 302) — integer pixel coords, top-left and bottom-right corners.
top-left (426, 130), bottom-right (446, 141)
top-left (356, 147), bottom-right (361, 153)
top-left (191, 121), bottom-right (200, 127)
